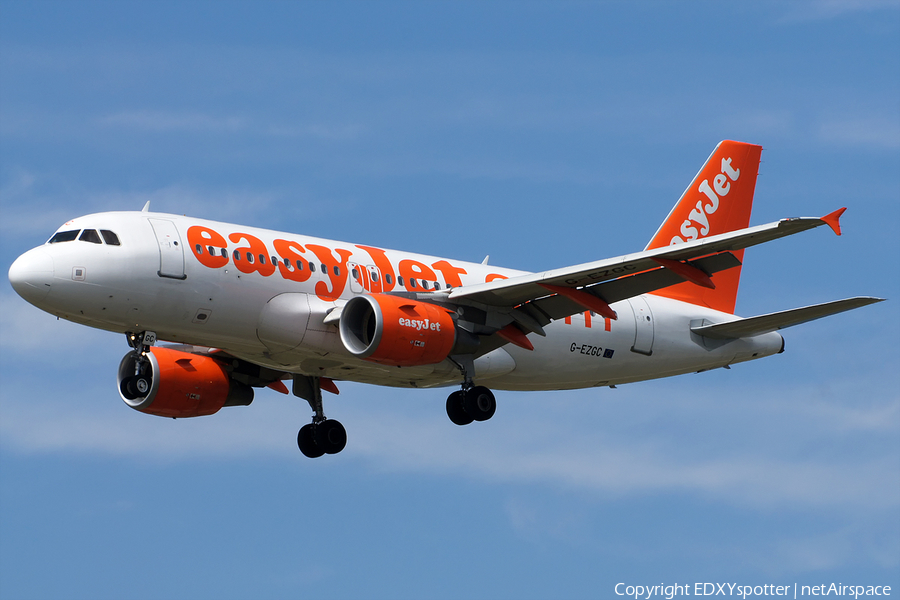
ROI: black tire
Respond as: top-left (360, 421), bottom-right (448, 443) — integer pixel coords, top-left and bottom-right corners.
top-left (464, 386), bottom-right (496, 422)
top-left (446, 390), bottom-right (474, 426)
top-left (315, 419), bottom-right (347, 455)
top-left (121, 376), bottom-right (138, 399)
top-left (298, 424), bottom-right (325, 458)
top-left (123, 376), bottom-right (150, 399)
top-left (134, 376), bottom-right (151, 396)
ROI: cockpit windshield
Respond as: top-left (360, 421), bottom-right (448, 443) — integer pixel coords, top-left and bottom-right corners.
top-left (100, 230), bottom-right (121, 245)
top-left (48, 228), bottom-right (122, 245)
top-left (48, 230), bottom-right (80, 243)
top-left (79, 229), bottom-right (102, 244)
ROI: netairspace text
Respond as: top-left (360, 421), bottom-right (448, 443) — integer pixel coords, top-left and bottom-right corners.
top-left (614, 582), bottom-right (892, 600)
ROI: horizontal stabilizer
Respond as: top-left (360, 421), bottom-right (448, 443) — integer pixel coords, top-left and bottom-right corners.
top-left (691, 297), bottom-right (885, 340)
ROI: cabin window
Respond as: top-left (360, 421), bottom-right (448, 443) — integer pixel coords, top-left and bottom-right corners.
top-left (196, 244), bottom-right (204, 254)
top-left (371, 271), bottom-right (379, 283)
top-left (220, 248), bottom-right (228, 257)
top-left (246, 252), bottom-right (254, 263)
top-left (100, 230), bottom-right (121, 246)
top-left (397, 276), bottom-right (404, 287)
top-left (259, 254), bottom-right (267, 265)
top-left (309, 262), bottom-right (316, 273)
top-left (333, 266), bottom-right (340, 276)
top-left (385, 274), bottom-right (393, 285)
top-left (78, 229), bottom-right (102, 244)
top-left (49, 230), bottom-right (80, 243)
top-left (421, 280), bottom-right (430, 290)
top-left (434, 282), bottom-right (441, 291)
top-left (295, 260), bottom-right (304, 271)
top-left (233, 250), bottom-right (241, 260)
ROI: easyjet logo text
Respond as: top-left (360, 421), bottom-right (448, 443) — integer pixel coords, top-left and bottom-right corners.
top-left (185, 225), bottom-right (506, 301)
top-left (399, 318), bottom-right (442, 332)
top-left (670, 156), bottom-right (740, 245)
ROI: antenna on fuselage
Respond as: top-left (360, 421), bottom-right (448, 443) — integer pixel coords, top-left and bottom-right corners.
top-left (482, 255), bottom-right (490, 265)
top-left (141, 201), bottom-right (151, 213)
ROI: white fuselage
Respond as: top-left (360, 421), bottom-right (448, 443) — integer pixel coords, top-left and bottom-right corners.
top-left (9, 210), bottom-right (783, 391)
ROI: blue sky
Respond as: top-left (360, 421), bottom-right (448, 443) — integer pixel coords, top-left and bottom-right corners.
top-left (1, 1), bottom-right (898, 599)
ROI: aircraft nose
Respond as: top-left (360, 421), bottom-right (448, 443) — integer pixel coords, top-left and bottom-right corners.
top-left (8, 248), bottom-right (54, 305)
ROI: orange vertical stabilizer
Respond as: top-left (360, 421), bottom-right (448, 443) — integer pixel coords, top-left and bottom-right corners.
top-left (645, 140), bottom-right (762, 314)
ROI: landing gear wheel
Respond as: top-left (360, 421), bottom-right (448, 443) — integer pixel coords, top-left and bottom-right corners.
top-left (315, 419), bottom-right (347, 455)
top-left (464, 386), bottom-right (496, 422)
top-left (133, 376), bottom-right (151, 396)
top-left (298, 424), bottom-right (325, 458)
top-left (446, 390), bottom-right (474, 426)
top-left (121, 377), bottom-right (138, 400)
top-left (122, 376), bottom-right (151, 400)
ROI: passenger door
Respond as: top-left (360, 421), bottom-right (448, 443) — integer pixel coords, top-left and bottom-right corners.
top-left (148, 219), bottom-right (186, 280)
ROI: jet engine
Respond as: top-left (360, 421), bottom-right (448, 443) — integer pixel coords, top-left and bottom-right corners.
top-left (118, 346), bottom-right (253, 418)
top-left (339, 294), bottom-right (460, 367)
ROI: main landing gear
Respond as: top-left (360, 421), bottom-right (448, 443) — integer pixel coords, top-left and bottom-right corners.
top-left (445, 385), bottom-right (497, 425)
top-left (293, 375), bottom-right (347, 458)
top-left (445, 356), bottom-right (497, 426)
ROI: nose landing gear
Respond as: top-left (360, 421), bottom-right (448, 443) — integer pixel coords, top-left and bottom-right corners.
top-left (293, 375), bottom-right (347, 458)
top-left (121, 331), bottom-right (156, 400)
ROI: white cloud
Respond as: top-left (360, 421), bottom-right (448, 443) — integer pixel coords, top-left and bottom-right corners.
top-left (818, 116), bottom-right (900, 150)
top-left (90, 184), bottom-right (282, 222)
top-left (0, 168), bottom-right (85, 240)
top-left (712, 110), bottom-right (797, 141)
top-left (0, 293), bottom-right (113, 352)
top-left (2, 373), bottom-right (895, 516)
top-left (350, 407), bottom-right (899, 513)
top-left (264, 122), bottom-right (364, 141)
top-left (99, 109), bottom-right (365, 141)
top-left (0, 175), bottom-right (287, 240)
top-left (99, 110), bottom-right (247, 133)
top-left (778, 0), bottom-right (900, 22)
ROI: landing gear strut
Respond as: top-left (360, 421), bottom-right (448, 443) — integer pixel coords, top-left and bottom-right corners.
top-left (293, 375), bottom-right (347, 458)
top-left (446, 355), bottom-right (497, 426)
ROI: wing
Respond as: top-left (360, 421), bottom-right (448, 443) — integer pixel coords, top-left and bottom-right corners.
top-left (445, 211), bottom-right (846, 334)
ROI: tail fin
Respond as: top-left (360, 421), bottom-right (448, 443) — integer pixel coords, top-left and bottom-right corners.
top-left (645, 140), bottom-right (762, 314)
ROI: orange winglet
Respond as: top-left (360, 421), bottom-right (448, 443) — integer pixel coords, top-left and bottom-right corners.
top-left (267, 380), bottom-right (290, 395)
top-left (538, 283), bottom-right (618, 320)
top-left (652, 258), bottom-right (716, 289)
top-left (497, 324), bottom-right (534, 351)
top-left (821, 207), bottom-right (846, 236)
top-left (320, 377), bottom-right (340, 395)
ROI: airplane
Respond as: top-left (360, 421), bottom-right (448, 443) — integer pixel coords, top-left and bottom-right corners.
top-left (7, 140), bottom-right (884, 458)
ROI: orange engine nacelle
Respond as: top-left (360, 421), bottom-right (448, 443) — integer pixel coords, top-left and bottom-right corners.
top-left (117, 347), bottom-right (253, 418)
top-left (339, 294), bottom-right (457, 367)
